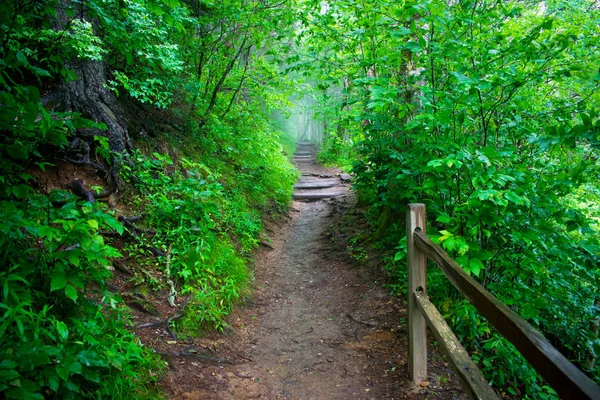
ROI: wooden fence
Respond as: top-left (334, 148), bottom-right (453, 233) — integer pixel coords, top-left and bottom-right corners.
top-left (406, 203), bottom-right (600, 399)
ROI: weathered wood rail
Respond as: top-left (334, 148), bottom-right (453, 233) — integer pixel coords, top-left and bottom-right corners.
top-left (406, 203), bottom-right (600, 399)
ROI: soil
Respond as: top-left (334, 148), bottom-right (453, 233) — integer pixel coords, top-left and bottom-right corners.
top-left (153, 144), bottom-right (467, 399)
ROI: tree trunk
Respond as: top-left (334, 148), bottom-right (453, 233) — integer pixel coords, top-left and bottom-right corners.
top-left (61, 59), bottom-right (129, 156)
top-left (50, 0), bottom-right (130, 186)
top-left (203, 36), bottom-right (249, 123)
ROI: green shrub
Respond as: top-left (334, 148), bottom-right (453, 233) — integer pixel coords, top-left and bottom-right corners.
top-left (0, 189), bottom-right (164, 399)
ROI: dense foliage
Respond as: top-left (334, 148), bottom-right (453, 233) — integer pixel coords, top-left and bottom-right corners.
top-left (3, 0), bottom-right (599, 397)
top-left (296, 0), bottom-right (600, 397)
top-left (0, 0), bottom-right (296, 397)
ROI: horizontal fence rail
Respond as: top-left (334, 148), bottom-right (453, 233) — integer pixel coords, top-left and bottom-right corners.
top-left (406, 203), bottom-right (600, 399)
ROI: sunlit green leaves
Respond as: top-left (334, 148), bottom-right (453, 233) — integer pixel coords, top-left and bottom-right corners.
top-left (301, 0), bottom-right (600, 396)
top-left (65, 19), bottom-right (108, 61)
top-left (437, 230), bottom-right (469, 256)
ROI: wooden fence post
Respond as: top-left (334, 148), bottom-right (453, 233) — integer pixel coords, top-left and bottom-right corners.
top-left (407, 203), bottom-right (427, 384)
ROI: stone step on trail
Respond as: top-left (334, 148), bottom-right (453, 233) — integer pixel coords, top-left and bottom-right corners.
top-left (296, 146), bottom-right (316, 153)
top-left (291, 142), bottom-right (344, 201)
top-left (301, 173), bottom-right (335, 178)
top-left (296, 148), bottom-right (315, 152)
top-left (293, 175), bottom-right (344, 200)
top-left (293, 191), bottom-right (343, 200)
top-left (293, 181), bottom-right (339, 190)
top-left (297, 178), bottom-right (339, 184)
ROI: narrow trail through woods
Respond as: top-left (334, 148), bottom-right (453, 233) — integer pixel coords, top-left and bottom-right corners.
top-left (161, 145), bottom-right (465, 399)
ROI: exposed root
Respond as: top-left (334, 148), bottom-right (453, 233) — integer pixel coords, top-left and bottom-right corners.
top-left (346, 313), bottom-right (377, 328)
top-left (135, 295), bottom-right (192, 340)
top-left (69, 179), bottom-right (95, 203)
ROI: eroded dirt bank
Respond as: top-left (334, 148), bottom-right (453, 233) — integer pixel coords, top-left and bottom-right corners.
top-left (160, 145), bottom-right (465, 399)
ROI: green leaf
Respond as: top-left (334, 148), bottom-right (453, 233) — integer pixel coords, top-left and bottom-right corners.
top-left (11, 185), bottom-right (30, 199)
top-left (38, 226), bottom-right (57, 241)
top-left (6, 142), bottom-right (29, 160)
top-left (47, 374), bottom-right (59, 392)
top-left (50, 270), bottom-right (67, 292)
top-left (469, 259), bottom-right (484, 277)
top-left (68, 360), bottom-right (82, 375)
top-left (403, 41), bottom-right (422, 52)
top-left (32, 66), bottom-right (51, 77)
top-left (87, 219), bottom-right (99, 230)
top-left (16, 51), bottom-right (28, 65)
top-left (542, 18), bottom-right (553, 29)
top-left (6, 386), bottom-right (44, 399)
top-left (0, 369), bottom-right (19, 382)
top-left (521, 302), bottom-right (540, 320)
top-left (436, 214), bottom-right (451, 224)
top-left (77, 350), bottom-right (107, 367)
top-left (56, 364), bottom-right (69, 382)
top-left (504, 191), bottom-right (524, 205)
top-left (0, 360), bottom-right (17, 370)
top-left (68, 252), bottom-right (80, 266)
top-left (64, 285), bottom-right (78, 302)
top-left (438, 230), bottom-right (453, 242)
top-left (580, 112), bottom-right (592, 127)
top-left (427, 159), bottom-right (443, 168)
top-left (104, 215), bottom-right (124, 235)
top-left (56, 321), bottom-right (69, 341)
top-left (161, 0), bottom-right (180, 8)
top-left (452, 72), bottom-right (473, 84)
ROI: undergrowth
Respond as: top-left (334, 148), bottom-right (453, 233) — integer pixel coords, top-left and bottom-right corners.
top-left (316, 133), bottom-right (355, 172)
top-left (120, 118), bottom-right (297, 334)
top-left (0, 183), bottom-right (165, 398)
top-left (0, 114), bottom-right (296, 398)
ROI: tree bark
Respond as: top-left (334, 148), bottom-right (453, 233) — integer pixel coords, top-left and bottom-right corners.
top-left (49, 0), bottom-right (130, 185)
top-left (61, 59), bottom-right (129, 156)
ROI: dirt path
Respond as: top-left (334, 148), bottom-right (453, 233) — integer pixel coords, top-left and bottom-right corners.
top-left (161, 144), bottom-right (465, 399)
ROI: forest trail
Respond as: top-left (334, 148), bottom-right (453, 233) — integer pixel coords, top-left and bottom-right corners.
top-left (161, 144), bottom-right (465, 399)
